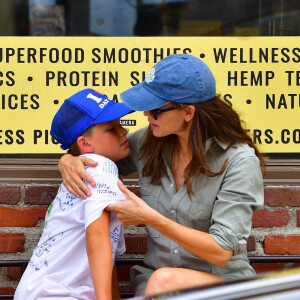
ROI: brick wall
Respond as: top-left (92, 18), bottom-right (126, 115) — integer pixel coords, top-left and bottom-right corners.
top-left (1, 183), bottom-right (300, 296)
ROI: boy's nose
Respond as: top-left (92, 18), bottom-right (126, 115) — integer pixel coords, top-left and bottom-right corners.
top-left (119, 125), bottom-right (128, 136)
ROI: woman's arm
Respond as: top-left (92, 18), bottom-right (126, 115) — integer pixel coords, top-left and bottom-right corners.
top-left (58, 152), bottom-right (137, 199)
top-left (58, 130), bottom-right (144, 198)
top-left (108, 153), bottom-right (263, 268)
top-left (58, 154), bottom-right (98, 198)
top-left (107, 181), bottom-right (233, 267)
top-left (86, 210), bottom-right (112, 300)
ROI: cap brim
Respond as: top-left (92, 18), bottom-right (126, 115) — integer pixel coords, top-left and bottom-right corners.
top-left (93, 102), bottom-right (133, 124)
top-left (120, 82), bottom-right (168, 111)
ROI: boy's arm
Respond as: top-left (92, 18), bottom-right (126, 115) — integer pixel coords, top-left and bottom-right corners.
top-left (112, 262), bottom-right (121, 300)
top-left (86, 210), bottom-right (112, 300)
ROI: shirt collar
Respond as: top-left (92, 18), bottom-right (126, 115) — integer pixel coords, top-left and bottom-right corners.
top-left (205, 137), bottom-right (230, 153)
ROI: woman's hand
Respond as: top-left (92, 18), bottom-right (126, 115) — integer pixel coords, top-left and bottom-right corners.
top-left (58, 154), bottom-right (98, 198)
top-left (106, 180), bottom-right (156, 226)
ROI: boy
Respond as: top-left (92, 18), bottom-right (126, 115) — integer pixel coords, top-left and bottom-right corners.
top-left (14, 89), bottom-right (133, 300)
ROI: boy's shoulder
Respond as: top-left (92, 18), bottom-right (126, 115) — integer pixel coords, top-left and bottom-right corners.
top-left (81, 153), bottom-right (119, 178)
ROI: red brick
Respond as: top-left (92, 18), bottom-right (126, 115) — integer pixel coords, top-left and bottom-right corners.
top-left (264, 187), bottom-right (300, 207)
top-left (0, 233), bottom-right (25, 253)
top-left (25, 185), bottom-right (58, 205)
top-left (125, 234), bottom-right (147, 254)
top-left (7, 267), bottom-right (22, 281)
top-left (296, 210), bottom-right (300, 227)
top-left (265, 235), bottom-right (300, 254)
top-left (0, 287), bottom-right (15, 295)
top-left (252, 262), bottom-right (284, 274)
top-left (117, 264), bottom-right (132, 281)
top-left (247, 235), bottom-right (256, 252)
top-left (0, 287), bottom-right (15, 300)
top-left (252, 209), bottom-right (289, 228)
top-left (0, 185), bottom-right (21, 204)
top-left (0, 207), bottom-right (47, 227)
top-left (117, 262), bottom-right (146, 281)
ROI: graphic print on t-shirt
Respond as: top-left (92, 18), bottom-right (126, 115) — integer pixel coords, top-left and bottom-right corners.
top-left (110, 225), bottom-right (121, 258)
top-left (95, 183), bottom-right (117, 196)
top-left (30, 232), bottom-right (64, 271)
top-left (58, 191), bottom-right (76, 211)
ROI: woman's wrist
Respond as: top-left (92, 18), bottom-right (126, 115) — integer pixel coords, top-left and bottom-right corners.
top-left (58, 153), bottom-right (72, 169)
top-left (144, 206), bottom-right (168, 229)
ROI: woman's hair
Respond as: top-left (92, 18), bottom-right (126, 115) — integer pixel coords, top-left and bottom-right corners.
top-left (67, 125), bottom-right (95, 156)
top-left (139, 95), bottom-right (265, 196)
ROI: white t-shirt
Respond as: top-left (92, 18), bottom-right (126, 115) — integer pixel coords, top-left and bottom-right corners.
top-left (15, 154), bottom-right (126, 300)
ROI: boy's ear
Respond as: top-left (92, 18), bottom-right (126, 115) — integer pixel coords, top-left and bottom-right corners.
top-left (77, 136), bottom-right (94, 153)
top-left (184, 105), bottom-right (196, 122)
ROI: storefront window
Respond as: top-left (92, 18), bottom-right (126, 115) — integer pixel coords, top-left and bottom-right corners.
top-left (0, 0), bottom-right (299, 173)
top-left (1, 0), bottom-right (300, 37)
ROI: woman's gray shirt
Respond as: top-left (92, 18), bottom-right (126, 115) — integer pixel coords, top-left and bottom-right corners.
top-left (118, 127), bottom-right (264, 294)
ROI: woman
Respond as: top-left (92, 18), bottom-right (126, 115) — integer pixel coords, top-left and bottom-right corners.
top-left (59, 54), bottom-right (264, 296)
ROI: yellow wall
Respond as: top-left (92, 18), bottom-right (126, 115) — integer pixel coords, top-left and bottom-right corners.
top-left (0, 37), bottom-right (299, 153)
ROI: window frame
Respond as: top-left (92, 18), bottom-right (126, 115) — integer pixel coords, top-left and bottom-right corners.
top-left (1, 158), bottom-right (299, 185)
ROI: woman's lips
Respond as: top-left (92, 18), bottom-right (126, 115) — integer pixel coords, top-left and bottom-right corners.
top-left (149, 123), bottom-right (158, 129)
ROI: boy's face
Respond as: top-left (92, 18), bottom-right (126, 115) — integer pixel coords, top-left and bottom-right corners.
top-left (85, 120), bottom-right (130, 162)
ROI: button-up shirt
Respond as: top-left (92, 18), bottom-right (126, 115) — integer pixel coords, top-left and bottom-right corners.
top-left (118, 127), bottom-right (264, 294)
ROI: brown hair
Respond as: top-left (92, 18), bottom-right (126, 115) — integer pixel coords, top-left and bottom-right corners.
top-left (139, 95), bottom-right (265, 196)
top-left (67, 125), bottom-right (95, 156)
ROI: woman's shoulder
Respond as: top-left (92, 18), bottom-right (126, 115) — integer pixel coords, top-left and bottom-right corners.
top-left (231, 142), bottom-right (257, 157)
top-left (212, 138), bottom-right (256, 157)
top-left (225, 143), bottom-right (261, 173)
top-left (210, 139), bottom-right (260, 170)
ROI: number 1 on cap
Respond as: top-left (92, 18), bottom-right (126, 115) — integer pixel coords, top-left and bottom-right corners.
top-left (87, 93), bottom-right (109, 108)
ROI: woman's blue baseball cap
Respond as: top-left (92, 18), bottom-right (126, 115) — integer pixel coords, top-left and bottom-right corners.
top-left (120, 54), bottom-right (216, 111)
top-left (50, 89), bottom-right (133, 150)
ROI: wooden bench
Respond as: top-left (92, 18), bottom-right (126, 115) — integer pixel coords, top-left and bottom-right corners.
top-left (2, 256), bottom-right (300, 299)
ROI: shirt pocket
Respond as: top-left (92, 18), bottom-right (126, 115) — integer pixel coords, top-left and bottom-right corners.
top-left (189, 201), bottom-right (213, 232)
top-left (139, 180), bottom-right (162, 238)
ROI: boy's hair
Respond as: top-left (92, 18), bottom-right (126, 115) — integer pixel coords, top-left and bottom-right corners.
top-left (50, 89), bottom-right (132, 151)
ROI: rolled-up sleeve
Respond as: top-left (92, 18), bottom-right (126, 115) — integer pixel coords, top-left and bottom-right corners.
top-left (209, 155), bottom-right (264, 256)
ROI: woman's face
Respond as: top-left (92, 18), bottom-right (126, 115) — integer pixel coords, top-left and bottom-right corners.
top-left (144, 103), bottom-right (193, 138)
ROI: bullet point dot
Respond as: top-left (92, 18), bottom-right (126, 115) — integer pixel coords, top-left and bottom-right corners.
top-left (199, 53), bottom-right (205, 58)
top-left (27, 76), bottom-right (33, 81)
top-left (53, 100), bottom-right (59, 105)
top-left (246, 99), bottom-right (252, 104)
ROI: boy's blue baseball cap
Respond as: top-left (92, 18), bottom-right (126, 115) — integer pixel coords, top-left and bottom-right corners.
top-left (50, 89), bottom-right (133, 150)
top-left (120, 54), bottom-right (216, 111)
